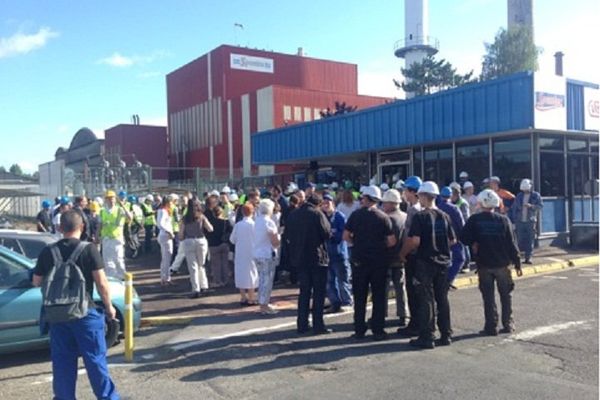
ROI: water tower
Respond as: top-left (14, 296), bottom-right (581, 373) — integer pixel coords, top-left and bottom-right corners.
top-left (394, 0), bottom-right (439, 98)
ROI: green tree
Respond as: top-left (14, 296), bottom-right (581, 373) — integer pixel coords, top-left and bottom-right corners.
top-left (9, 164), bottom-right (23, 176)
top-left (394, 55), bottom-right (474, 97)
top-left (320, 101), bottom-right (358, 118)
top-left (481, 26), bottom-right (540, 80)
top-left (0, 166), bottom-right (6, 173)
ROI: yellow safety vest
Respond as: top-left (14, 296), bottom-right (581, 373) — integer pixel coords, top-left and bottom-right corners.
top-left (171, 204), bottom-right (180, 233)
top-left (142, 202), bottom-right (156, 226)
top-left (100, 206), bottom-right (125, 241)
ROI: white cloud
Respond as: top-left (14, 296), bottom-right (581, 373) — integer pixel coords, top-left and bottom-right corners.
top-left (97, 50), bottom-right (169, 68)
top-left (17, 160), bottom-right (36, 174)
top-left (0, 27), bottom-right (59, 59)
top-left (358, 58), bottom-right (404, 99)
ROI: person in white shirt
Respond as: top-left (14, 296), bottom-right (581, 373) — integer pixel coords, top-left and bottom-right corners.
top-left (230, 203), bottom-right (258, 306)
top-left (253, 199), bottom-right (281, 315)
top-left (462, 181), bottom-right (479, 215)
top-left (337, 189), bottom-right (359, 221)
top-left (156, 195), bottom-right (175, 285)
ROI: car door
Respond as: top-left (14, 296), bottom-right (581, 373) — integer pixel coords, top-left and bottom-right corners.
top-left (0, 252), bottom-right (43, 346)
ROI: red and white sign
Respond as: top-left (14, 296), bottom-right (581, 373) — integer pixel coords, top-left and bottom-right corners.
top-left (534, 73), bottom-right (567, 130)
top-left (230, 53), bottom-right (274, 74)
top-left (584, 86), bottom-right (599, 131)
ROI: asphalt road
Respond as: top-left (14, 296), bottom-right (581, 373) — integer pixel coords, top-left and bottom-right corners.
top-left (1, 265), bottom-right (598, 400)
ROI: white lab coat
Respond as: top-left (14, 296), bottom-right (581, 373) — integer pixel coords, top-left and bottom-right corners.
top-left (230, 217), bottom-right (258, 289)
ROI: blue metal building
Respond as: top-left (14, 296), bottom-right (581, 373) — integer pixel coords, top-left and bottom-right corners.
top-left (252, 71), bottom-right (599, 243)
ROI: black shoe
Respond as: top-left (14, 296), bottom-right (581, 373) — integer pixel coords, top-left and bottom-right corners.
top-left (397, 327), bottom-right (419, 337)
top-left (313, 328), bottom-right (333, 335)
top-left (189, 291), bottom-right (200, 299)
top-left (297, 328), bottom-right (311, 335)
top-left (479, 329), bottom-right (498, 336)
top-left (350, 332), bottom-right (366, 340)
top-left (169, 269), bottom-right (179, 276)
top-left (409, 338), bottom-right (435, 349)
top-left (499, 326), bottom-right (515, 334)
top-left (524, 259), bottom-right (532, 264)
top-left (436, 336), bottom-right (452, 346)
top-left (324, 306), bottom-right (341, 314)
top-left (373, 332), bottom-right (388, 341)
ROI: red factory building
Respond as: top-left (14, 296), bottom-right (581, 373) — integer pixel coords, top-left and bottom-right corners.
top-left (166, 45), bottom-right (389, 179)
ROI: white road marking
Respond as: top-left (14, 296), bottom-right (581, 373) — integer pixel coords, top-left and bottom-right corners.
top-left (541, 275), bottom-right (568, 280)
top-left (505, 320), bottom-right (592, 342)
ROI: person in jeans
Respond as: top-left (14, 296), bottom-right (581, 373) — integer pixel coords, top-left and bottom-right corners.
top-left (510, 179), bottom-right (543, 264)
top-left (400, 181), bottom-right (455, 349)
top-left (180, 198), bottom-right (213, 299)
top-left (461, 189), bottom-right (523, 335)
top-left (205, 195), bottom-right (233, 287)
top-left (253, 199), bottom-right (280, 315)
top-left (321, 193), bottom-right (352, 313)
top-left (32, 210), bottom-right (120, 400)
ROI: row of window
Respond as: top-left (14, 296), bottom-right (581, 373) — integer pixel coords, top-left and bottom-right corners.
top-left (283, 105), bottom-right (322, 123)
top-left (412, 135), bottom-right (599, 197)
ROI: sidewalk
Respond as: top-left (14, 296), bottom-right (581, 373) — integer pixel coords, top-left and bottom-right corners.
top-left (127, 246), bottom-right (598, 327)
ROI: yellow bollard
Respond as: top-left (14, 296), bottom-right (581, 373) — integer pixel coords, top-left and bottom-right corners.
top-left (124, 272), bottom-right (134, 362)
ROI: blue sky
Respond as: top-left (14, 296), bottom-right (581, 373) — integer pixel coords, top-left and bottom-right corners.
top-left (1, 0), bottom-right (598, 172)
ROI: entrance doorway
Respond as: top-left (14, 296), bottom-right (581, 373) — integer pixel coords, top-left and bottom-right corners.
top-left (378, 150), bottom-right (412, 186)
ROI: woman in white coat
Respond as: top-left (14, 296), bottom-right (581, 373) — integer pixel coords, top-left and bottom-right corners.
top-left (230, 203), bottom-right (258, 305)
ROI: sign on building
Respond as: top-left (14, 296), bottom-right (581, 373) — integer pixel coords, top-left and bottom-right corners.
top-left (230, 54), bottom-right (274, 74)
top-left (534, 73), bottom-right (567, 130)
top-left (583, 86), bottom-right (599, 131)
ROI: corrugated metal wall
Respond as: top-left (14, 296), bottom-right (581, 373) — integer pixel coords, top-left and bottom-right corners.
top-left (567, 81), bottom-right (585, 131)
top-left (253, 72), bottom-right (534, 164)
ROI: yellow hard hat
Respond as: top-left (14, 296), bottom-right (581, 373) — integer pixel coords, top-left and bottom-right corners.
top-left (89, 201), bottom-right (100, 212)
top-left (105, 190), bottom-right (116, 198)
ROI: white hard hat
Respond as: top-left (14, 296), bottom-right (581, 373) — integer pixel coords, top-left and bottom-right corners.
top-left (382, 189), bottom-right (402, 203)
top-left (361, 185), bottom-right (382, 201)
top-left (286, 182), bottom-right (299, 193)
top-left (417, 181), bottom-right (440, 196)
top-left (94, 197), bottom-right (104, 207)
top-left (359, 185), bottom-right (367, 194)
top-left (462, 181), bottom-right (474, 190)
top-left (395, 179), bottom-right (405, 190)
top-left (145, 194), bottom-right (154, 202)
top-left (229, 192), bottom-right (239, 202)
top-left (168, 193), bottom-right (179, 201)
top-left (520, 179), bottom-right (533, 191)
top-left (490, 176), bottom-right (501, 183)
top-left (209, 190), bottom-right (220, 197)
top-left (459, 171), bottom-right (469, 179)
top-left (449, 182), bottom-right (462, 192)
top-left (369, 177), bottom-right (376, 186)
top-left (221, 185), bottom-right (231, 194)
top-left (331, 181), bottom-right (339, 189)
top-left (477, 189), bottom-right (501, 209)
top-left (380, 183), bottom-right (390, 192)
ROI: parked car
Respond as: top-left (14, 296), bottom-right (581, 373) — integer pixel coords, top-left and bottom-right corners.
top-left (0, 233), bottom-right (142, 354)
top-left (0, 230), bottom-right (61, 260)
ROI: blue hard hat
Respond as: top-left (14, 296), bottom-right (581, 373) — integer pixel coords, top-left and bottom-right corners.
top-left (118, 190), bottom-right (127, 198)
top-left (440, 186), bottom-right (452, 198)
top-left (127, 195), bottom-right (136, 203)
top-left (403, 176), bottom-right (423, 191)
top-left (42, 200), bottom-right (51, 209)
top-left (60, 196), bottom-right (70, 206)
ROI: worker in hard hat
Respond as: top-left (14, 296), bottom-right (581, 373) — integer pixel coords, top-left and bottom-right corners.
top-left (510, 179), bottom-right (543, 264)
top-left (462, 181), bottom-right (479, 215)
top-left (98, 190), bottom-right (132, 279)
top-left (141, 194), bottom-right (156, 254)
top-left (460, 189), bottom-right (522, 336)
top-left (489, 176), bottom-right (515, 214)
top-left (52, 196), bottom-right (72, 235)
top-left (400, 181), bottom-right (455, 349)
top-left (381, 189), bottom-right (409, 327)
top-left (36, 200), bottom-right (53, 232)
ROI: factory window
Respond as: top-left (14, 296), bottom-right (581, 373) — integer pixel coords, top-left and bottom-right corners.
top-left (492, 137), bottom-right (531, 195)
top-left (304, 107), bottom-right (312, 122)
top-left (413, 147), bottom-right (422, 177)
top-left (314, 109), bottom-right (322, 120)
top-left (455, 141), bottom-right (489, 188)
top-left (538, 136), bottom-right (564, 151)
top-left (590, 139), bottom-right (598, 155)
top-left (540, 153), bottom-right (565, 196)
top-left (568, 154), bottom-right (590, 196)
top-left (568, 139), bottom-right (587, 152)
top-left (423, 146), bottom-right (453, 185)
top-left (294, 106), bottom-right (302, 121)
top-left (283, 105), bottom-right (291, 121)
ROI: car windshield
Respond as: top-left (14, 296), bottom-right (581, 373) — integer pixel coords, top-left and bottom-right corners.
top-left (18, 238), bottom-right (50, 260)
top-left (0, 246), bottom-right (35, 269)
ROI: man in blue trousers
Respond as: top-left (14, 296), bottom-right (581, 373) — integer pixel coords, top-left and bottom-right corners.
top-left (437, 187), bottom-right (466, 289)
top-left (510, 179), bottom-right (543, 264)
top-left (33, 209), bottom-right (120, 400)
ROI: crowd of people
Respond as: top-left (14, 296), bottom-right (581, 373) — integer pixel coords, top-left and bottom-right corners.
top-left (36, 171), bottom-right (543, 347)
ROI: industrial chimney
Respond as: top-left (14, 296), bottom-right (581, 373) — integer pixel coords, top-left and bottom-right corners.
top-left (554, 51), bottom-right (564, 76)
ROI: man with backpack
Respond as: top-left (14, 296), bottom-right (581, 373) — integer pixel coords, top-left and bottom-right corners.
top-left (32, 209), bottom-right (120, 400)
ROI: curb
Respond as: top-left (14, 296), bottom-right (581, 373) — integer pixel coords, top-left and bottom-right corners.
top-left (453, 255), bottom-right (599, 289)
top-left (139, 255), bottom-right (599, 327)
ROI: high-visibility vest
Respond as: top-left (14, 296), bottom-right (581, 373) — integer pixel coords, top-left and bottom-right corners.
top-left (100, 206), bottom-right (125, 241)
top-left (132, 204), bottom-right (144, 225)
top-left (171, 204), bottom-right (180, 232)
top-left (141, 202), bottom-right (156, 226)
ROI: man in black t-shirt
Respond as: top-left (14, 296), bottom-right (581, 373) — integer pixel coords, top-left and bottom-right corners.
top-left (461, 189), bottom-right (522, 336)
top-left (344, 185), bottom-right (396, 341)
top-left (400, 181), bottom-right (455, 349)
top-left (32, 210), bottom-right (120, 400)
top-left (36, 200), bottom-right (52, 232)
